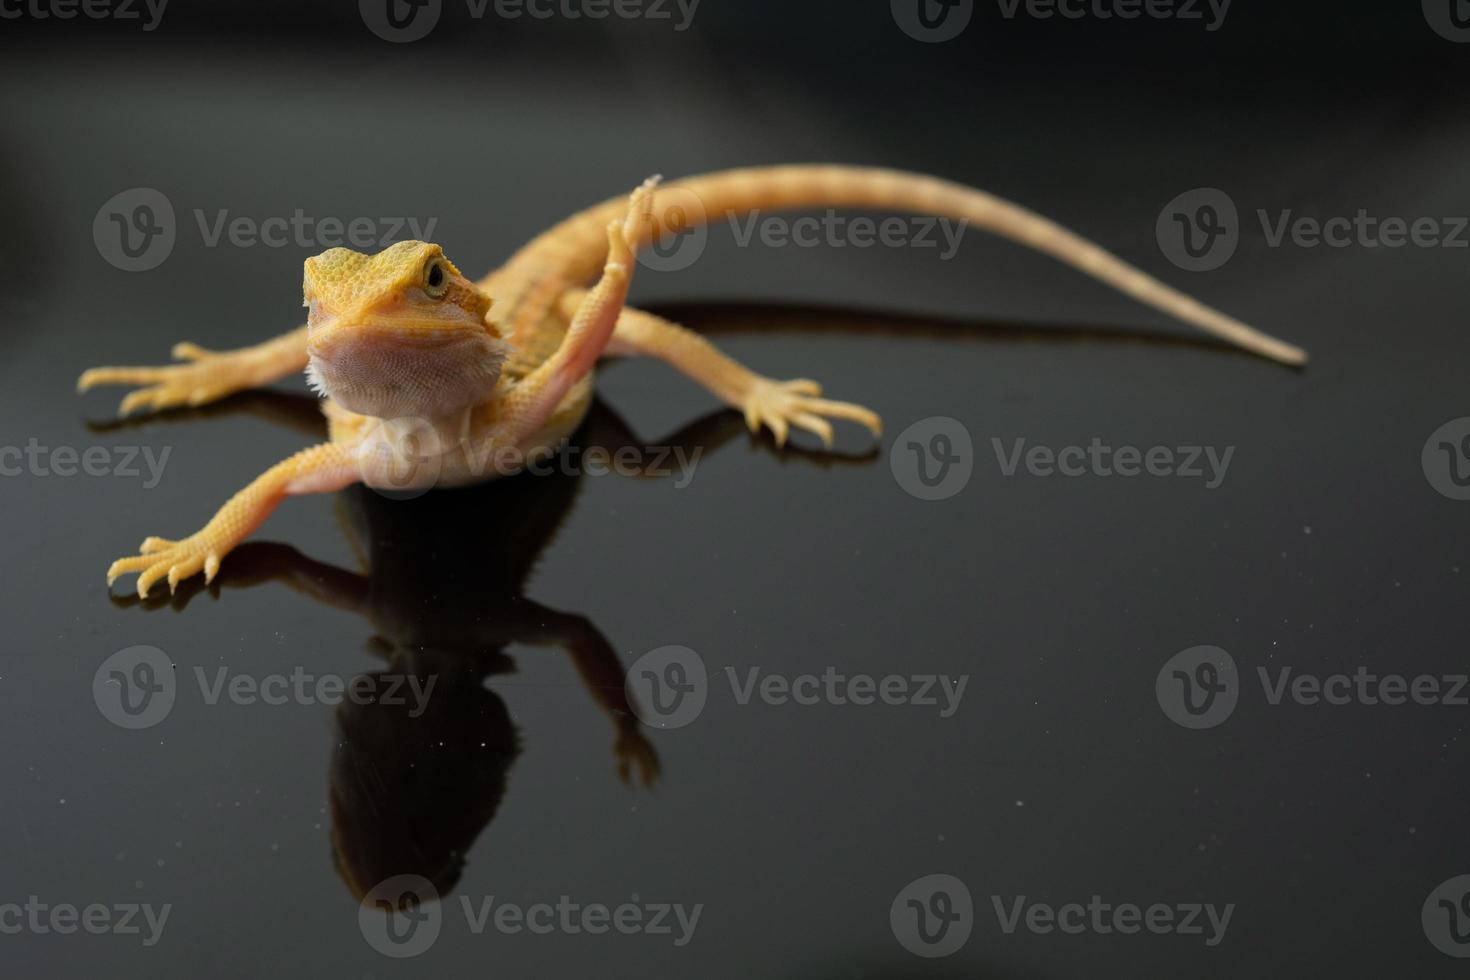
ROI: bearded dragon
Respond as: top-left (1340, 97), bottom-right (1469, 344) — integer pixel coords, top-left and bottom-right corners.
top-left (79, 165), bottom-right (1308, 597)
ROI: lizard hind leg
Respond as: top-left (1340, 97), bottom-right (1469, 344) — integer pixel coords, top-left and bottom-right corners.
top-left (579, 296), bottom-right (883, 448)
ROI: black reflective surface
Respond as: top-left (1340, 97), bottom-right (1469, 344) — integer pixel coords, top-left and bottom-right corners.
top-left (2, 2), bottom-right (1469, 976)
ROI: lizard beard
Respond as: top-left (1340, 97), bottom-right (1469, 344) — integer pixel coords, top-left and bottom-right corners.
top-left (307, 331), bottom-right (510, 420)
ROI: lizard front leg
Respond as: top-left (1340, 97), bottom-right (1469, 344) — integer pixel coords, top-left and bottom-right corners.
top-left (565, 295), bottom-right (882, 447)
top-left (106, 442), bottom-right (358, 597)
top-left (493, 177), bottom-right (659, 446)
top-left (79, 325), bottom-right (309, 416)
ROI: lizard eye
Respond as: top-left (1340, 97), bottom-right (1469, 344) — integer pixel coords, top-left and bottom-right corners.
top-left (423, 259), bottom-right (448, 299)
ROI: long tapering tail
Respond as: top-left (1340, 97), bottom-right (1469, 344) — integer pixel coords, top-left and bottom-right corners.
top-left (506, 164), bottom-right (1306, 366)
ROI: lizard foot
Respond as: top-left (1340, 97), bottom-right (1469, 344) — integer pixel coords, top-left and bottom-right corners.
top-left (742, 378), bottom-right (883, 448)
top-left (78, 343), bottom-right (263, 416)
top-left (616, 719), bottom-right (661, 788)
top-left (105, 444), bottom-right (354, 599)
top-left (107, 532), bottom-right (229, 599)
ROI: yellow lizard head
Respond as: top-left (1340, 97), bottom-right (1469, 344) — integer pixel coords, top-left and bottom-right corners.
top-left (303, 241), bottom-right (508, 419)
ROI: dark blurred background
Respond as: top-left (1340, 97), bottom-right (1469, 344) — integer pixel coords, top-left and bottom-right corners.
top-left (2, 1), bottom-right (1469, 977)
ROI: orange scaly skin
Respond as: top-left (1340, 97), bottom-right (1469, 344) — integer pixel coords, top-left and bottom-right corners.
top-left (79, 165), bottom-right (1307, 597)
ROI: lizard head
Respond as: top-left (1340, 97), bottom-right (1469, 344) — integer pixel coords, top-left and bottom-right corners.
top-left (303, 241), bottom-right (509, 419)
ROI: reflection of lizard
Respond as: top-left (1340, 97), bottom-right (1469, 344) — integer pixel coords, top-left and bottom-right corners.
top-left (184, 405), bottom-right (685, 899)
top-left (123, 393), bottom-right (835, 899)
top-left (80, 166), bottom-right (1307, 596)
top-left (313, 468), bottom-right (656, 901)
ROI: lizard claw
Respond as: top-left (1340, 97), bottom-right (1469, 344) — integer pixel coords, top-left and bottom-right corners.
top-left (170, 342), bottom-right (218, 361)
top-left (742, 378), bottom-right (882, 449)
top-left (109, 534), bottom-right (226, 598)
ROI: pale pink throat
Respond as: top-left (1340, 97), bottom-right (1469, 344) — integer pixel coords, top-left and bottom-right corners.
top-left (307, 324), bottom-right (509, 419)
